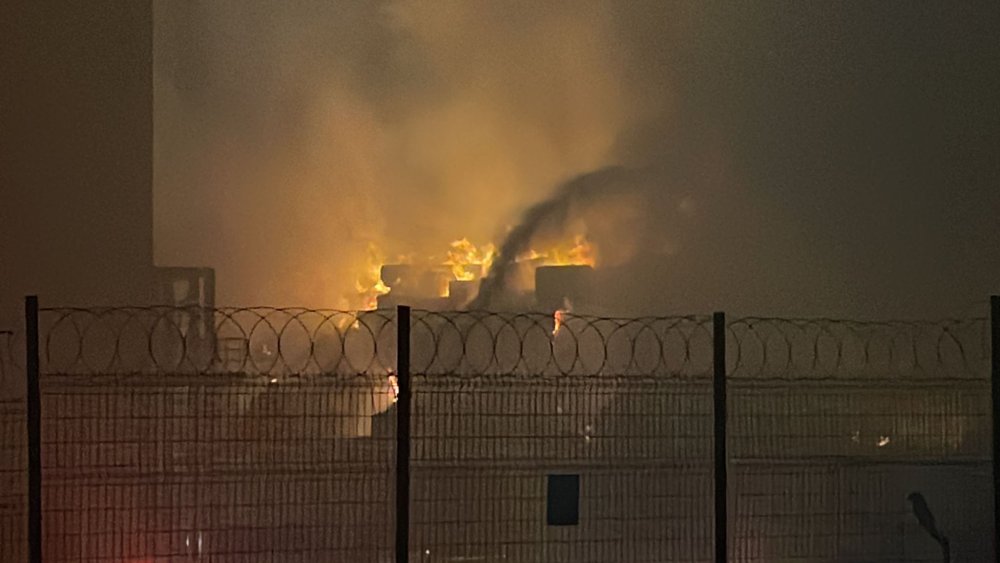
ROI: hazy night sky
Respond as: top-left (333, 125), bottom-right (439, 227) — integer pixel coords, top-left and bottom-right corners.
top-left (154, 1), bottom-right (999, 318)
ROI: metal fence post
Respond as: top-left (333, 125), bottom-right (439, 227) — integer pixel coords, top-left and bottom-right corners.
top-left (991, 295), bottom-right (999, 563)
top-left (713, 311), bottom-right (727, 563)
top-left (396, 305), bottom-right (411, 563)
top-left (25, 295), bottom-right (41, 563)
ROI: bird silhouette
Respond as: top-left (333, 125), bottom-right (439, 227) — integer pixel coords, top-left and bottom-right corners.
top-left (907, 492), bottom-right (950, 563)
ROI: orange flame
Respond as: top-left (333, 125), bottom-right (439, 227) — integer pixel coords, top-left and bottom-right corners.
top-left (357, 234), bottom-right (594, 308)
top-left (552, 297), bottom-right (573, 337)
top-left (356, 242), bottom-right (391, 310)
top-left (388, 373), bottom-right (399, 403)
top-left (444, 238), bottom-right (495, 282)
top-left (553, 308), bottom-right (566, 336)
top-left (518, 234), bottom-right (596, 268)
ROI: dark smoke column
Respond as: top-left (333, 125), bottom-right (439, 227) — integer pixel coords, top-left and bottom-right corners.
top-left (471, 166), bottom-right (639, 310)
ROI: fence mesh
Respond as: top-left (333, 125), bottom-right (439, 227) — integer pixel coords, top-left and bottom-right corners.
top-left (0, 306), bottom-right (993, 562)
top-left (408, 312), bottom-right (715, 562)
top-left (727, 317), bottom-right (992, 562)
top-left (36, 308), bottom-right (398, 563)
top-left (1, 329), bottom-right (27, 563)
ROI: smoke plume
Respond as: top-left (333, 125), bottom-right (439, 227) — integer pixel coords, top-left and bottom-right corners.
top-left (154, 1), bottom-right (1000, 318)
top-left (472, 166), bottom-right (637, 309)
top-left (154, 1), bottom-right (650, 308)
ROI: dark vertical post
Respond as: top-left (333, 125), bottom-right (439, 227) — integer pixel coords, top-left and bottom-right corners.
top-left (25, 295), bottom-right (42, 563)
top-left (395, 305), bottom-right (411, 563)
top-left (991, 295), bottom-right (999, 563)
top-left (713, 311), bottom-right (727, 563)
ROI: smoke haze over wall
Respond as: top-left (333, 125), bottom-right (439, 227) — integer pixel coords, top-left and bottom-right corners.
top-left (154, 1), bottom-right (999, 318)
top-left (154, 1), bottom-right (646, 308)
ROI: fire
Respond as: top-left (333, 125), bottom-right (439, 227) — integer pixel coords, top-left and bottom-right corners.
top-left (444, 238), bottom-right (495, 282)
top-left (566, 234), bottom-right (595, 266)
top-left (388, 373), bottom-right (399, 403)
top-left (442, 234), bottom-right (593, 288)
top-left (553, 308), bottom-right (566, 336)
top-left (355, 242), bottom-right (391, 310)
top-left (518, 234), bottom-right (595, 268)
top-left (355, 234), bottom-right (594, 309)
top-left (552, 297), bottom-right (573, 336)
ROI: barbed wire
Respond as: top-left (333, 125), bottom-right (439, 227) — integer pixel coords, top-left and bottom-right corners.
top-left (727, 317), bottom-right (989, 379)
top-left (412, 311), bottom-right (713, 376)
top-left (24, 307), bottom-right (994, 380)
top-left (39, 307), bottom-right (396, 376)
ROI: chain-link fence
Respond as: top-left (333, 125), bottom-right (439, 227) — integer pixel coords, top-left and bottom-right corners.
top-left (0, 302), bottom-right (995, 562)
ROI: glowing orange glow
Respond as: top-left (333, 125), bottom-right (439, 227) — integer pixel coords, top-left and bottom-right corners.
top-left (331, 312), bottom-right (361, 332)
top-left (357, 234), bottom-right (594, 308)
top-left (388, 374), bottom-right (399, 403)
top-left (518, 234), bottom-right (596, 268)
top-left (552, 308), bottom-right (566, 336)
top-left (355, 242), bottom-right (391, 310)
top-left (443, 238), bottom-right (495, 282)
top-left (566, 234), bottom-right (595, 266)
top-left (552, 297), bottom-right (573, 336)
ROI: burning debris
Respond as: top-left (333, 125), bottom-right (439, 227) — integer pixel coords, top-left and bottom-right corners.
top-left (356, 242), bottom-right (391, 311)
top-left (357, 235), bottom-right (596, 313)
top-left (444, 238), bottom-right (495, 283)
top-left (350, 166), bottom-right (654, 314)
